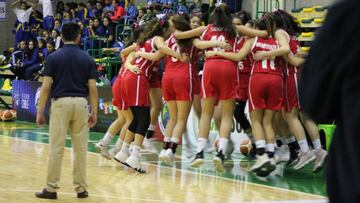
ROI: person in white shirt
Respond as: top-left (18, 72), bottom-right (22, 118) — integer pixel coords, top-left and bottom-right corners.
top-left (11, 0), bottom-right (36, 47)
top-left (39, 0), bottom-right (54, 30)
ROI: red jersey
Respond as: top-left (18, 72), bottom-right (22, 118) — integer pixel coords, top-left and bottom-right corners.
top-left (251, 37), bottom-right (283, 76)
top-left (117, 56), bottom-right (127, 79)
top-left (287, 35), bottom-right (302, 75)
top-left (190, 46), bottom-right (201, 75)
top-left (200, 24), bottom-right (237, 60)
top-left (236, 37), bottom-right (253, 73)
top-left (129, 37), bottom-right (157, 78)
top-left (164, 34), bottom-right (192, 79)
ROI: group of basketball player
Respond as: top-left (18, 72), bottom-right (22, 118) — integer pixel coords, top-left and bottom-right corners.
top-left (94, 3), bottom-right (328, 177)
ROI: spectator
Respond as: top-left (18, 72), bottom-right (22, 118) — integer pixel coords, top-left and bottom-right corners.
top-left (177, 0), bottom-right (189, 14)
top-left (51, 29), bottom-right (62, 49)
top-left (10, 40), bottom-right (27, 78)
top-left (39, 0), bottom-right (55, 31)
top-left (93, 2), bottom-right (104, 19)
top-left (56, 1), bottom-right (65, 15)
top-left (38, 38), bottom-right (47, 61)
top-left (42, 30), bottom-right (52, 42)
top-left (23, 40), bottom-right (42, 80)
top-left (78, 21), bottom-right (90, 49)
top-left (110, 0), bottom-right (126, 22)
top-left (11, 0), bottom-right (36, 47)
top-left (30, 10), bottom-right (44, 40)
top-left (62, 11), bottom-right (75, 25)
top-left (123, 0), bottom-right (138, 24)
top-left (161, 0), bottom-right (178, 14)
top-left (189, 0), bottom-right (202, 15)
top-left (46, 40), bottom-right (56, 56)
top-left (76, 3), bottom-right (91, 22)
top-left (54, 19), bottom-right (62, 32)
top-left (92, 18), bottom-right (105, 37)
top-left (102, 17), bottom-right (115, 47)
top-left (103, 0), bottom-right (115, 13)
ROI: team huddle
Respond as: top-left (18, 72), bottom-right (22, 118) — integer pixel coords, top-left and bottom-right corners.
top-left (94, 3), bottom-right (328, 177)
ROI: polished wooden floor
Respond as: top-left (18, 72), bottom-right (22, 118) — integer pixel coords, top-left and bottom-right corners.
top-left (0, 133), bottom-right (327, 203)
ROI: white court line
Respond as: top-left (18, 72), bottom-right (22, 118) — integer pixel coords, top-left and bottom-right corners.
top-left (0, 188), bottom-right (182, 203)
top-left (3, 136), bottom-right (328, 200)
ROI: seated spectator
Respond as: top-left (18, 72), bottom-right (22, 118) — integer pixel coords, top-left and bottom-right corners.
top-left (137, 8), bottom-right (146, 22)
top-left (10, 40), bottom-right (28, 79)
top-left (41, 30), bottom-right (52, 42)
top-left (147, 0), bottom-right (162, 11)
top-left (102, 17), bottom-right (115, 47)
top-left (54, 19), bottom-right (62, 32)
top-left (62, 11), bottom-right (76, 25)
top-left (37, 38), bottom-right (47, 61)
top-left (123, 0), bottom-right (138, 24)
top-left (160, 0), bottom-right (177, 14)
top-left (78, 21), bottom-right (91, 49)
top-left (110, 0), bottom-right (126, 22)
top-left (51, 29), bottom-right (62, 49)
top-left (90, 18), bottom-right (105, 37)
top-left (177, 0), bottom-right (189, 14)
top-left (76, 3), bottom-right (91, 22)
top-left (189, 0), bottom-right (202, 15)
top-left (46, 40), bottom-right (56, 56)
top-left (103, 0), bottom-right (115, 13)
top-left (93, 2), bottom-right (104, 19)
top-left (23, 40), bottom-right (42, 80)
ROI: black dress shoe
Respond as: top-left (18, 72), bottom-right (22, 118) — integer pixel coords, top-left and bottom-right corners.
top-left (35, 188), bottom-right (57, 199)
top-left (77, 190), bottom-right (88, 198)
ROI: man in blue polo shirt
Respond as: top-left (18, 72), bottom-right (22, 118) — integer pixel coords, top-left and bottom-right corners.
top-left (35, 23), bottom-right (98, 200)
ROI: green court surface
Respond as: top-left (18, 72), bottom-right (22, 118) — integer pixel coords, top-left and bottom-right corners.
top-left (0, 121), bottom-right (327, 197)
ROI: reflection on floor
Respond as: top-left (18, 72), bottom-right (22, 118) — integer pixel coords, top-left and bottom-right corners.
top-left (0, 121), bottom-right (327, 203)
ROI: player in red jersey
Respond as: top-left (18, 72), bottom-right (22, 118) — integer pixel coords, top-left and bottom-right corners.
top-left (207, 13), bottom-right (291, 176)
top-left (94, 27), bottom-right (143, 159)
top-left (114, 18), bottom-right (185, 172)
top-left (273, 10), bottom-right (327, 172)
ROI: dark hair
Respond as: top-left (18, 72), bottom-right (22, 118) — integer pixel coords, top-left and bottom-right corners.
top-left (246, 19), bottom-right (257, 28)
top-left (26, 40), bottom-right (37, 60)
top-left (236, 11), bottom-right (251, 25)
top-left (209, 3), bottom-right (237, 39)
top-left (137, 18), bottom-right (169, 46)
top-left (273, 10), bottom-right (300, 36)
top-left (172, 14), bottom-right (193, 53)
top-left (38, 38), bottom-right (47, 49)
top-left (125, 25), bottom-right (144, 47)
top-left (257, 12), bottom-right (276, 37)
top-left (61, 23), bottom-right (81, 41)
top-left (47, 40), bottom-right (55, 47)
top-left (56, 1), bottom-right (64, 14)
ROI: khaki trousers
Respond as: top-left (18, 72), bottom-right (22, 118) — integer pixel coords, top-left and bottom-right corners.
top-left (46, 97), bottom-right (89, 193)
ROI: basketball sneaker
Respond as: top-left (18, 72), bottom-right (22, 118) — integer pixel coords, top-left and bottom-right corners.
top-left (287, 148), bottom-right (300, 167)
top-left (185, 143), bottom-right (195, 159)
top-left (143, 138), bottom-right (158, 154)
top-left (250, 153), bottom-right (270, 174)
top-left (293, 150), bottom-right (316, 170)
top-left (158, 149), bottom-right (167, 163)
top-left (257, 158), bottom-right (276, 177)
top-left (125, 155), bottom-right (146, 173)
top-left (190, 151), bottom-right (204, 168)
top-left (94, 142), bottom-right (112, 160)
top-left (313, 148), bottom-right (328, 173)
top-left (114, 150), bottom-right (130, 167)
top-left (213, 150), bottom-right (225, 172)
top-left (274, 145), bottom-right (290, 164)
top-left (163, 148), bottom-right (175, 166)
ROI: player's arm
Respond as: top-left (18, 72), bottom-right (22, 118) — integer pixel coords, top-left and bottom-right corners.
top-left (135, 50), bottom-right (164, 61)
top-left (102, 48), bottom-right (120, 53)
top-left (192, 38), bottom-right (231, 50)
top-left (253, 30), bottom-right (291, 61)
top-left (154, 37), bottom-right (184, 60)
top-left (120, 43), bottom-right (138, 59)
top-left (205, 38), bottom-right (254, 62)
top-left (284, 54), bottom-right (305, 67)
top-left (236, 25), bottom-right (268, 38)
top-left (174, 26), bottom-right (207, 39)
top-left (124, 52), bottom-right (140, 74)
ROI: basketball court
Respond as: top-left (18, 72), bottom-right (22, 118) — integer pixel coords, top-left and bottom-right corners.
top-left (0, 121), bottom-right (327, 202)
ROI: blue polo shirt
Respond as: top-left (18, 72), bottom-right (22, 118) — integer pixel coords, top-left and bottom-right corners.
top-left (42, 44), bottom-right (98, 98)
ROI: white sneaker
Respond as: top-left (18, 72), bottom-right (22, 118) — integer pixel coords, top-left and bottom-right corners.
top-left (109, 147), bottom-right (121, 158)
top-left (185, 144), bottom-right (195, 159)
top-left (293, 150), bottom-right (316, 170)
top-left (274, 145), bottom-right (290, 164)
top-left (163, 148), bottom-right (175, 166)
top-left (95, 142), bottom-right (111, 160)
top-left (125, 155), bottom-right (146, 173)
top-left (313, 148), bottom-right (328, 173)
top-left (158, 149), bottom-right (167, 163)
top-left (129, 142), bottom-right (134, 154)
top-left (250, 154), bottom-right (270, 174)
top-left (143, 138), bottom-right (159, 154)
top-left (114, 150), bottom-right (130, 167)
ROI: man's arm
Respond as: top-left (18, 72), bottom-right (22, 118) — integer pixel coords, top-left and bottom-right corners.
top-left (88, 79), bottom-right (98, 128)
top-left (36, 76), bottom-right (52, 127)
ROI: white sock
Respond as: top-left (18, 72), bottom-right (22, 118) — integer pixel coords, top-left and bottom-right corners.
top-left (171, 137), bottom-right (179, 144)
top-left (101, 132), bottom-right (113, 146)
top-left (298, 139), bottom-right (309, 153)
top-left (164, 136), bottom-right (171, 143)
top-left (121, 142), bottom-right (130, 154)
top-left (266, 143), bottom-right (275, 153)
top-left (218, 138), bottom-right (229, 154)
top-left (255, 140), bottom-right (266, 149)
top-left (312, 139), bottom-right (321, 150)
top-left (285, 136), bottom-right (296, 144)
top-left (197, 137), bottom-right (207, 153)
top-left (114, 139), bottom-right (123, 153)
top-left (148, 124), bottom-right (156, 131)
top-left (131, 145), bottom-right (141, 158)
